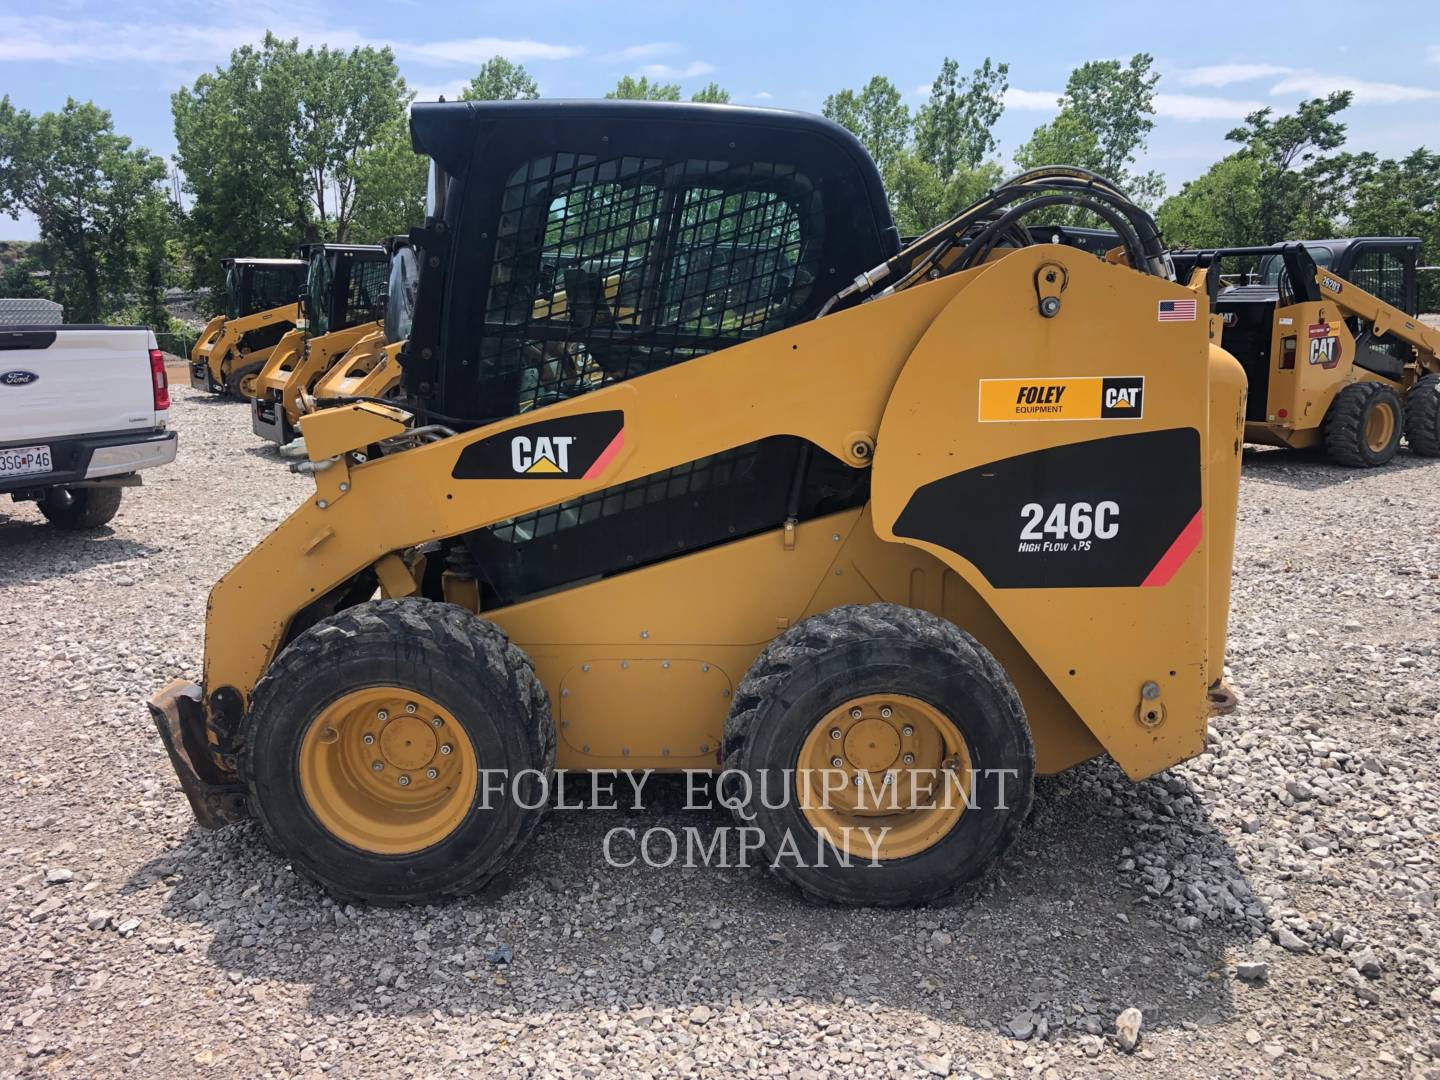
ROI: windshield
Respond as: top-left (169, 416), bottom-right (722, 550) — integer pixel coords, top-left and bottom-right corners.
top-left (307, 253), bottom-right (333, 335)
top-left (1259, 245), bottom-right (1333, 287)
top-left (224, 267), bottom-right (241, 319)
top-left (384, 246), bottom-right (419, 344)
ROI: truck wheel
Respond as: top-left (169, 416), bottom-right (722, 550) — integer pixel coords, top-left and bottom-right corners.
top-left (1323, 382), bottom-right (1403, 467)
top-left (240, 598), bottom-right (554, 904)
top-left (226, 360), bottom-right (264, 400)
top-left (1403, 374), bottom-right (1440, 457)
top-left (39, 486), bottom-right (123, 529)
top-left (723, 603), bottom-right (1034, 907)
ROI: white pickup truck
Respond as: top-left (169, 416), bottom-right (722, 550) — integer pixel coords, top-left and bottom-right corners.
top-left (0, 322), bottom-right (177, 529)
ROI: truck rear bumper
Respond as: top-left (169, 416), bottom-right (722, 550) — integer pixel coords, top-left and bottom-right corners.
top-left (147, 679), bottom-right (249, 829)
top-left (1, 429), bottom-right (176, 496)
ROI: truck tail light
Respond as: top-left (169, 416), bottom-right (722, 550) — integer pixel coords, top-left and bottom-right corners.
top-left (150, 348), bottom-right (171, 411)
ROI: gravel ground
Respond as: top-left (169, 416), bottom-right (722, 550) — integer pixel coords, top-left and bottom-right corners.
top-left (2, 385), bottom-right (1439, 1079)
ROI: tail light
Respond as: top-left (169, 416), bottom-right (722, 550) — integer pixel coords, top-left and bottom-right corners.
top-left (149, 348), bottom-right (171, 411)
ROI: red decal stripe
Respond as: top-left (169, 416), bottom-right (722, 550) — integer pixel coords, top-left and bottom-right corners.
top-left (1141, 509), bottom-right (1203, 588)
top-left (582, 429), bottom-right (625, 479)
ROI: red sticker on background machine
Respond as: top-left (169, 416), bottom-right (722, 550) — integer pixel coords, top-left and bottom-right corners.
top-left (1308, 322), bottom-right (1331, 338)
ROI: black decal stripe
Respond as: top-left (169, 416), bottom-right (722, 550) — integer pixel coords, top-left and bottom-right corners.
top-left (893, 428), bottom-right (1202, 589)
top-left (452, 410), bottom-right (625, 480)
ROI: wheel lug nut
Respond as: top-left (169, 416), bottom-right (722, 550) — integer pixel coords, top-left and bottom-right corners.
top-left (405, 702), bottom-right (417, 714)
top-left (830, 756), bottom-right (843, 768)
top-left (371, 761), bottom-right (384, 772)
top-left (431, 716), bottom-right (443, 729)
top-left (398, 775), bottom-right (411, 787)
top-left (903, 753), bottom-right (915, 765)
top-left (439, 744), bottom-right (453, 756)
top-left (362, 734), bottom-right (375, 745)
top-left (880, 706), bottom-right (893, 719)
top-left (377, 710), bottom-right (389, 722)
top-left (850, 707), bottom-right (863, 720)
top-left (883, 774), bottom-right (894, 785)
top-left (829, 728), bottom-right (842, 740)
top-left (426, 768), bottom-right (438, 780)
top-left (901, 725), bottom-right (914, 737)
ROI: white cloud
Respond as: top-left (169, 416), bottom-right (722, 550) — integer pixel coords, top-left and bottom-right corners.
top-left (1153, 93), bottom-right (1265, 121)
top-left (1270, 72), bottom-right (1440, 104)
top-left (752, 91), bottom-right (774, 101)
top-left (602, 42), bottom-right (679, 62)
top-left (394, 37), bottom-right (582, 66)
top-left (1176, 63), bottom-right (1292, 88)
top-left (0, 14), bottom-right (581, 66)
top-left (638, 61), bottom-right (716, 79)
top-left (1005, 87), bottom-right (1063, 110)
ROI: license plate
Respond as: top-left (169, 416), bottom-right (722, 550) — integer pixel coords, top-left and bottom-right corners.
top-left (0, 444), bottom-right (53, 478)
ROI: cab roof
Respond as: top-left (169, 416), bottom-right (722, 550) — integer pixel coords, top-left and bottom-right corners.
top-left (408, 98), bottom-right (893, 238)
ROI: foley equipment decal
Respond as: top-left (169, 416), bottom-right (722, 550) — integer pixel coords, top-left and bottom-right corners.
top-left (978, 376), bottom-right (1144, 422)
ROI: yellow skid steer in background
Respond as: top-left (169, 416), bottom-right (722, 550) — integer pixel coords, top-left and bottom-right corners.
top-left (189, 257), bottom-right (305, 399)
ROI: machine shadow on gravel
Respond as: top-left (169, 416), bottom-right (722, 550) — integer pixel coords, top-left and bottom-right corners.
top-left (0, 520), bottom-right (162, 582)
top-left (140, 760), bottom-right (1261, 1043)
top-left (1241, 445), bottom-right (1436, 490)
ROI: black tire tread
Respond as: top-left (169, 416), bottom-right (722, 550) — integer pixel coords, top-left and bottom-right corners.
top-left (1404, 373), bottom-right (1440, 457)
top-left (239, 597), bottom-right (553, 905)
top-left (1323, 381), bottom-right (1400, 467)
top-left (39, 486), bottom-right (122, 529)
top-left (722, 602), bottom-right (1033, 907)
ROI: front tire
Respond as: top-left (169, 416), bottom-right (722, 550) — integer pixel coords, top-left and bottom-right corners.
top-left (723, 603), bottom-right (1034, 907)
top-left (1404, 373), bottom-right (1440, 457)
top-left (1324, 382), bottom-right (1402, 466)
top-left (226, 360), bottom-right (264, 400)
top-left (39, 486), bottom-right (122, 529)
top-left (240, 598), bottom-right (554, 903)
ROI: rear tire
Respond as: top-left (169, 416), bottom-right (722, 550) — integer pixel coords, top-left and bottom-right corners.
top-left (226, 360), bottom-right (264, 400)
top-left (1404, 374), bottom-right (1440, 457)
top-left (1323, 382), bottom-right (1402, 467)
top-left (723, 603), bottom-right (1034, 907)
top-left (240, 598), bottom-right (554, 904)
top-left (39, 486), bottom-right (122, 529)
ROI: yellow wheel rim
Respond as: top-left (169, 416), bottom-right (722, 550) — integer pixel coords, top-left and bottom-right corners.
top-left (298, 687), bottom-right (478, 855)
top-left (1365, 399), bottom-right (1396, 453)
top-left (239, 372), bottom-right (259, 399)
top-left (796, 694), bottom-right (972, 861)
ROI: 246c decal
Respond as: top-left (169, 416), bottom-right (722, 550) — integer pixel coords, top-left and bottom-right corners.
top-left (1018, 500), bottom-right (1120, 552)
top-left (893, 429), bottom-right (1202, 588)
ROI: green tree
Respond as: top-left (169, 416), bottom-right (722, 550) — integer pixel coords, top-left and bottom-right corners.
top-left (914, 57), bottom-right (1008, 177)
top-left (1344, 147), bottom-right (1440, 310)
top-left (606, 76), bottom-right (682, 102)
top-left (691, 82), bottom-right (731, 104)
top-left (888, 150), bottom-right (1002, 235)
top-left (1155, 155), bottom-right (1266, 249)
top-left (1015, 54), bottom-right (1164, 203)
top-left (347, 119), bottom-right (427, 243)
top-left (460, 56), bottom-right (539, 101)
top-left (822, 75), bottom-right (910, 175)
top-left (0, 97), bottom-right (172, 323)
top-left (173, 33), bottom-right (413, 304)
top-left (1223, 92), bottom-right (1352, 243)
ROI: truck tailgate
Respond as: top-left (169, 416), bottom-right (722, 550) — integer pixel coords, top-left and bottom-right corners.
top-left (1, 327), bottom-right (159, 443)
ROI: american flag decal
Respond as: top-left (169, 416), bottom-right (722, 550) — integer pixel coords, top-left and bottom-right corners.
top-left (1158, 299), bottom-right (1198, 322)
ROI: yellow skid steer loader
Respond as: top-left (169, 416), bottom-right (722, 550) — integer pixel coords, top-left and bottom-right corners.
top-left (303, 237), bottom-right (418, 413)
top-left (1198, 239), bottom-right (1440, 465)
top-left (251, 242), bottom-right (388, 445)
top-left (189, 257), bottom-right (306, 399)
top-left (150, 101), bottom-right (1244, 908)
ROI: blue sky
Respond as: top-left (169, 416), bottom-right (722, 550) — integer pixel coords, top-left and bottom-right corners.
top-left (2, 0), bottom-right (1438, 240)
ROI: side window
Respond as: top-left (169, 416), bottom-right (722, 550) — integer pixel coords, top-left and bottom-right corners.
top-left (1347, 248), bottom-right (1405, 308)
top-left (478, 153), bottom-right (822, 417)
top-left (341, 259), bottom-right (388, 330)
